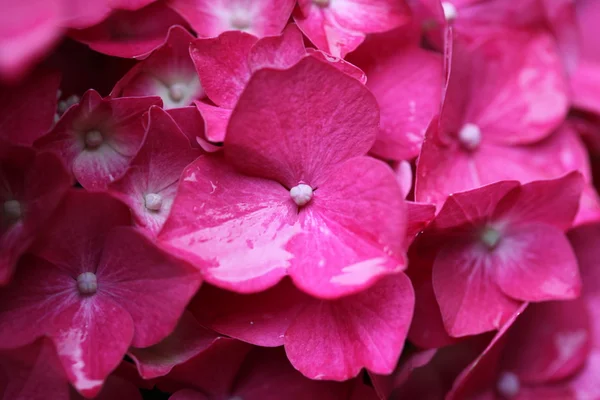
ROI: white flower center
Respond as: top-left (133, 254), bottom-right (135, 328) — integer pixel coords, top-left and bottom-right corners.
top-left (144, 193), bottom-right (163, 211)
top-left (168, 83), bottom-right (186, 103)
top-left (481, 226), bottom-right (501, 249)
top-left (497, 372), bottom-right (520, 398)
top-left (84, 130), bottom-right (103, 149)
top-left (3, 200), bottom-right (22, 221)
top-left (77, 272), bottom-right (98, 295)
top-left (230, 12), bottom-right (251, 30)
top-left (290, 184), bottom-right (313, 207)
top-left (458, 123), bottom-right (481, 151)
top-left (442, 2), bottom-right (458, 21)
top-left (313, 0), bottom-right (330, 7)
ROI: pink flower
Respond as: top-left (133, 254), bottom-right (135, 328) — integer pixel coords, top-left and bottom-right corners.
top-left (424, 173), bottom-right (584, 337)
top-left (293, 0), bottom-right (412, 58)
top-left (35, 89), bottom-right (160, 190)
top-left (190, 274), bottom-right (414, 381)
top-left (0, 190), bottom-right (202, 397)
top-left (111, 26), bottom-right (204, 109)
top-left (167, 0), bottom-right (295, 39)
top-left (108, 106), bottom-right (203, 236)
top-left (159, 56), bottom-right (408, 299)
top-left (0, 144), bottom-right (71, 284)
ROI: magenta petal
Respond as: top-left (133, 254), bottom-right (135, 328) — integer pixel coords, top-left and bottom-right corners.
top-left (108, 107), bottom-right (202, 236)
top-left (306, 49), bottom-right (367, 84)
top-left (0, 338), bottom-right (68, 400)
top-left (170, 390), bottom-right (209, 400)
top-left (285, 273), bottom-right (414, 380)
top-left (288, 157), bottom-right (407, 299)
top-left (190, 31), bottom-right (257, 109)
top-left (226, 56), bottom-right (379, 188)
top-left (92, 375), bottom-right (143, 400)
top-left (190, 280), bottom-right (308, 347)
top-left (166, 106), bottom-right (208, 150)
top-left (432, 240), bottom-right (522, 337)
top-left (111, 26), bottom-right (204, 110)
top-left (52, 297), bottom-right (134, 397)
top-left (160, 155), bottom-right (296, 294)
top-left (194, 101), bottom-right (232, 143)
top-left (128, 312), bottom-right (219, 379)
top-left (0, 69), bottom-right (60, 145)
top-left (494, 224), bottom-right (581, 302)
top-left (98, 226), bottom-right (202, 348)
top-left (69, 2), bottom-right (187, 58)
top-left (405, 201), bottom-right (436, 246)
top-left (247, 24), bottom-right (306, 72)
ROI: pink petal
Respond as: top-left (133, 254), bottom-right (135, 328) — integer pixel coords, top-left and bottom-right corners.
top-left (189, 279), bottom-right (308, 347)
top-left (405, 201), bottom-right (436, 246)
top-left (0, 147), bottom-right (71, 284)
top-left (493, 172), bottom-right (584, 231)
top-left (285, 273), bottom-right (414, 380)
top-left (247, 24), bottom-right (306, 72)
top-left (502, 299), bottom-right (591, 384)
top-left (306, 49), bottom-right (367, 84)
top-left (0, 69), bottom-right (60, 145)
top-left (92, 375), bottom-right (143, 400)
top-left (52, 297), bottom-right (134, 397)
top-left (432, 239), bottom-right (522, 337)
top-left (226, 56), bottom-right (378, 188)
top-left (190, 31), bottom-right (257, 109)
top-left (0, 338), bottom-right (68, 400)
top-left (159, 155), bottom-right (297, 294)
top-left (348, 27), bottom-right (443, 160)
top-left (167, 0), bottom-right (295, 38)
top-left (31, 190), bottom-right (131, 277)
top-left (97, 226), bottom-right (202, 348)
top-left (108, 107), bottom-right (202, 236)
top-left (494, 224), bottom-right (581, 302)
top-left (288, 156), bottom-right (407, 299)
top-left (69, 2), bottom-right (186, 58)
top-left (170, 390), bottom-right (210, 400)
top-left (128, 312), bottom-right (219, 379)
top-left (166, 106), bottom-right (208, 150)
top-left (194, 101), bottom-right (232, 143)
top-left (111, 26), bottom-right (204, 109)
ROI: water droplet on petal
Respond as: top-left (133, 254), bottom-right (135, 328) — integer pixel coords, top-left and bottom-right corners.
top-left (290, 184), bottom-right (313, 206)
top-left (77, 272), bottom-right (98, 295)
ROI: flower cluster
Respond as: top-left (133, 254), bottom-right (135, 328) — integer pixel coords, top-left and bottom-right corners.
top-left (1, 0), bottom-right (600, 399)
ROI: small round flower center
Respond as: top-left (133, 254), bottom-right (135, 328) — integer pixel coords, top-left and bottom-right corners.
top-left (3, 200), bottom-right (22, 221)
top-left (442, 2), bottom-right (458, 21)
top-left (481, 226), bottom-right (501, 249)
top-left (168, 84), bottom-right (186, 103)
top-left (77, 272), bottom-right (98, 295)
top-left (313, 0), bottom-right (330, 7)
top-left (84, 130), bottom-right (103, 149)
top-left (144, 193), bottom-right (163, 211)
top-left (497, 372), bottom-right (520, 398)
top-left (458, 123), bottom-right (481, 151)
top-left (230, 13), bottom-right (251, 30)
top-left (290, 184), bottom-right (313, 207)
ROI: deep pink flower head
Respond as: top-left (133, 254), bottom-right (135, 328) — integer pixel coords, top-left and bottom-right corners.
top-left (69, 2), bottom-right (187, 58)
top-left (190, 273), bottom-right (414, 381)
top-left (154, 334), bottom-right (379, 399)
top-left (35, 89), bottom-right (161, 190)
top-left (293, 0), bottom-right (412, 58)
top-left (160, 56), bottom-right (408, 299)
top-left (0, 338), bottom-right (143, 400)
top-left (190, 25), bottom-right (365, 143)
top-left (347, 25), bottom-right (443, 160)
top-left (167, 0), bottom-right (295, 39)
top-left (0, 144), bottom-right (71, 285)
top-left (416, 30), bottom-right (579, 208)
top-left (446, 223), bottom-right (600, 400)
top-left (0, 68), bottom-right (60, 145)
top-left (424, 173), bottom-right (583, 338)
top-left (108, 106), bottom-right (203, 236)
top-left (111, 26), bottom-right (204, 109)
top-left (0, 190), bottom-right (202, 397)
